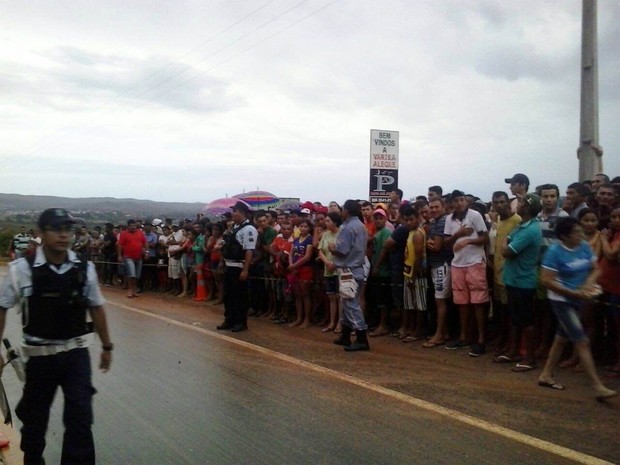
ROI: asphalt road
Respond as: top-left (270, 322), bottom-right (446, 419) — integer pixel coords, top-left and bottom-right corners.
top-left (1, 282), bottom-right (617, 465)
top-left (0, 282), bottom-right (618, 465)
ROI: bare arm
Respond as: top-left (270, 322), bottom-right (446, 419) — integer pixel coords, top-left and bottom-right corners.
top-left (240, 249), bottom-right (253, 281)
top-left (88, 305), bottom-right (112, 372)
top-left (540, 264), bottom-right (600, 300)
top-left (413, 230), bottom-right (425, 276)
top-left (0, 309), bottom-right (6, 372)
top-left (289, 245), bottom-right (313, 270)
top-left (373, 236), bottom-right (395, 275)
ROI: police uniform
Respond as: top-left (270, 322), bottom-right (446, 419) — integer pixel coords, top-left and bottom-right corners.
top-left (0, 210), bottom-right (111, 465)
top-left (220, 219), bottom-right (257, 331)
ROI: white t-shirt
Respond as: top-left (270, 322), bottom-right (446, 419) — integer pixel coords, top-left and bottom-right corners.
top-left (444, 209), bottom-right (488, 267)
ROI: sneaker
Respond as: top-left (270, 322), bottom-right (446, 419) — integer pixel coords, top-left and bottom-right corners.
top-left (469, 343), bottom-right (486, 357)
top-left (445, 340), bottom-right (471, 350)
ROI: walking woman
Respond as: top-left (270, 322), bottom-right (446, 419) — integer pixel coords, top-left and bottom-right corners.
top-left (538, 217), bottom-right (617, 400)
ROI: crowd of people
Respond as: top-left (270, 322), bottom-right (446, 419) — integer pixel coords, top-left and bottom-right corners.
top-left (8, 171), bottom-right (620, 400)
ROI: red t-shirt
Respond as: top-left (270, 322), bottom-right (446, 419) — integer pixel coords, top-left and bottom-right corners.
top-left (118, 229), bottom-right (147, 260)
top-left (272, 236), bottom-right (293, 277)
top-left (598, 231), bottom-right (620, 295)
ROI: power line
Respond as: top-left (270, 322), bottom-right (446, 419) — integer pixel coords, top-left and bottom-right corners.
top-left (4, 0), bottom-right (340, 168)
top-left (3, 0), bottom-right (308, 164)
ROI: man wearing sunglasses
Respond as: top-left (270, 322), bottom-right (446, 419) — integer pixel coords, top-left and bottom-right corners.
top-left (0, 208), bottom-right (113, 465)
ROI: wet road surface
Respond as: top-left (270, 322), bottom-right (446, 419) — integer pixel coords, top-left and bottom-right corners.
top-left (0, 282), bottom-right (618, 465)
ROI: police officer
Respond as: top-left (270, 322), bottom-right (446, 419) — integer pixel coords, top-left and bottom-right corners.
top-left (216, 201), bottom-right (257, 332)
top-left (0, 208), bottom-right (113, 465)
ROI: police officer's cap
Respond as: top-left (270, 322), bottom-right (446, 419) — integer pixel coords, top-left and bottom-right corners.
top-left (38, 208), bottom-right (77, 229)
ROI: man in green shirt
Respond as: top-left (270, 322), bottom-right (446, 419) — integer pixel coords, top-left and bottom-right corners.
top-left (369, 208), bottom-right (393, 336)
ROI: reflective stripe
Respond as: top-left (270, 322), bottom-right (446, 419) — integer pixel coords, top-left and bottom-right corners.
top-left (21, 333), bottom-right (93, 357)
top-left (224, 260), bottom-right (244, 268)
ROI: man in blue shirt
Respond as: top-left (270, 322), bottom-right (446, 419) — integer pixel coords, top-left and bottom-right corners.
top-left (329, 200), bottom-right (370, 351)
top-left (499, 193), bottom-right (542, 372)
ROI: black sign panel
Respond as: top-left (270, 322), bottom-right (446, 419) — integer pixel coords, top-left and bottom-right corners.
top-left (369, 169), bottom-right (398, 204)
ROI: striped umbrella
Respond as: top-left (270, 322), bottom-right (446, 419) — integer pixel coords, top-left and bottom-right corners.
top-left (232, 191), bottom-right (280, 210)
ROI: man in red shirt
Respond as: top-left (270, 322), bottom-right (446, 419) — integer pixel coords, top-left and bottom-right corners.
top-left (117, 219), bottom-right (147, 298)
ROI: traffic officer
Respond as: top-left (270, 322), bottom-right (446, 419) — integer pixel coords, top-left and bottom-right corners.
top-left (0, 208), bottom-right (113, 465)
top-left (216, 201), bottom-right (257, 332)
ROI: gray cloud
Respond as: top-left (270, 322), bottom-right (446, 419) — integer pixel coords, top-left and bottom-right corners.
top-left (1, 46), bottom-right (244, 113)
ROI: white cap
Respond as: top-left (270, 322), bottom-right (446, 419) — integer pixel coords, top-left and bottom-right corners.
top-left (300, 208), bottom-right (311, 214)
top-left (152, 218), bottom-right (163, 226)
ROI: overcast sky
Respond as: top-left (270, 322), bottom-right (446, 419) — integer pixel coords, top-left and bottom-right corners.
top-left (1, 0), bottom-right (619, 205)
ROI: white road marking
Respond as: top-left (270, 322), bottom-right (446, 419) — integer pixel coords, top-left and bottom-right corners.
top-left (110, 299), bottom-right (614, 465)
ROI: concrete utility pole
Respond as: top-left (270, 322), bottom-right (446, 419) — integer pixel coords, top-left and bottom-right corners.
top-left (577, 0), bottom-right (603, 182)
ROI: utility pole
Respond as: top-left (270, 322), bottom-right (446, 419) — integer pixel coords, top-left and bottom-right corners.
top-left (577, 0), bottom-right (603, 182)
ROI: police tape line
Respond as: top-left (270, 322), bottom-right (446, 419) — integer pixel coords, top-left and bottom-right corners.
top-left (91, 259), bottom-right (620, 309)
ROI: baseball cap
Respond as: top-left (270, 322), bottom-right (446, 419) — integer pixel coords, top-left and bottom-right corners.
top-left (300, 208), bottom-right (312, 215)
top-left (301, 201), bottom-right (315, 212)
top-left (523, 193), bottom-right (542, 214)
top-left (37, 208), bottom-right (77, 229)
top-left (152, 218), bottom-right (163, 226)
top-left (505, 173), bottom-right (530, 185)
top-left (450, 190), bottom-right (465, 199)
top-left (373, 208), bottom-right (387, 217)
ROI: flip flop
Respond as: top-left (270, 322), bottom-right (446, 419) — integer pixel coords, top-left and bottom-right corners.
top-left (493, 355), bottom-right (517, 363)
top-left (402, 335), bottom-right (422, 343)
top-left (538, 381), bottom-right (565, 391)
top-left (422, 341), bottom-right (444, 349)
top-left (512, 362), bottom-right (537, 372)
top-left (369, 331), bottom-right (388, 337)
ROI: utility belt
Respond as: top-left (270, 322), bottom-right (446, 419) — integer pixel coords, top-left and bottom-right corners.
top-left (224, 259), bottom-right (244, 268)
top-left (21, 333), bottom-right (94, 357)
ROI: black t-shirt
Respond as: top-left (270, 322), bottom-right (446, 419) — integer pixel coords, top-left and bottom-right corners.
top-left (102, 232), bottom-right (117, 255)
top-left (389, 225), bottom-right (409, 274)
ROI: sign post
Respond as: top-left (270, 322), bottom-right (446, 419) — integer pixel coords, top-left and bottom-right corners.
top-left (369, 129), bottom-right (399, 204)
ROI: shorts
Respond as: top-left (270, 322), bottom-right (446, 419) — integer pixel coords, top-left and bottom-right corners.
top-left (451, 262), bottom-right (489, 305)
top-left (601, 293), bottom-right (620, 317)
top-left (168, 257), bottom-right (181, 279)
top-left (296, 266), bottom-right (314, 283)
top-left (324, 276), bottom-right (339, 295)
top-left (550, 299), bottom-right (587, 343)
top-left (123, 258), bottom-right (143, 279)
top-left (431, 263), bottom-right (452, 300)
top-left (367, 276), bottom-right (392, 310)
top-left (180, 254), bottom-right (189, 273)
top-left (493, 283), bottom-right (508, 305)
top-left (506, 285), bottom-right (536, 328)
top-left (391, 274), bottom-right (404, 309)
top-left (404, 277), bottom-right (428, 311)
